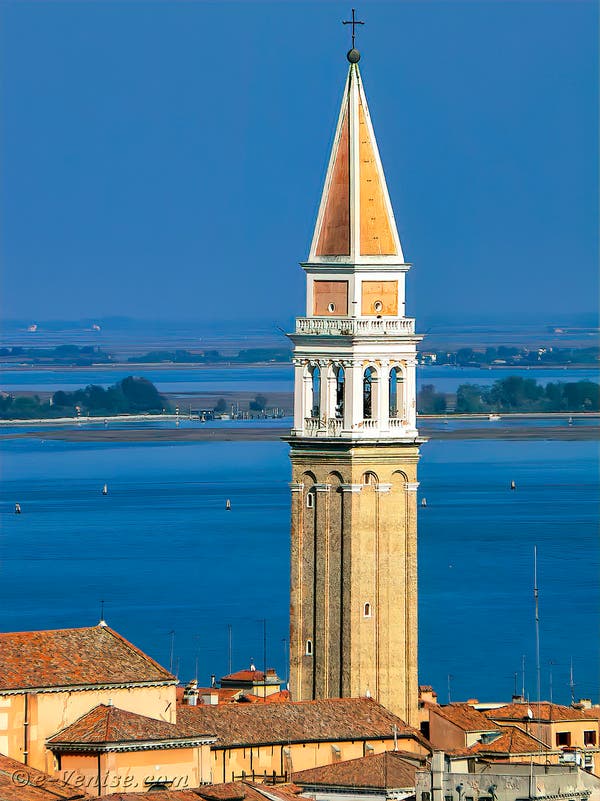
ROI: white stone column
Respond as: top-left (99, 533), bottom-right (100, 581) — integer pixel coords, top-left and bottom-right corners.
top-left (350, 363), bottom-right (364, 429)
top-left (378, 361), bottom-right (390, 431)
top-left (293, 363), bottom-right (305, 432)
top-left (406, 360), bottom-right (417, 430)
top-left (326, 365), bottom-right (337, 419)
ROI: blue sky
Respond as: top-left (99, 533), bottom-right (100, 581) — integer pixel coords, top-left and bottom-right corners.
top-left (1, 0), bottom-right (597, 325)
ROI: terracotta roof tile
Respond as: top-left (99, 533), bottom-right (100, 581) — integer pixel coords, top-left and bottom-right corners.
top-left (47, 705), bottom-right (213, 749)
top-left (293, 751), bottom-right (425, 789)
top-left (487, 703), bottom-right (598, 723)
top-left (469, 726), bottom-right (549, 755)
top-left (0, 754), bottom-right (91, 801)
top-left (431, 704), bottom-right (498, 732)
top-left (0, 626), bottom-right (174, 691)
top-left (196, 783), bottom-right (300, 801)
top-left (98, 793), bottom-right (201, 801)
top-left (176, 697), bottom-right (428, 749)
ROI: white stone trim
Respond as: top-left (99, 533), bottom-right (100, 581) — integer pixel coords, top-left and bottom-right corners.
top-left (404, 482), bottom-right (420, 492)
top-left (341, 484), bottom-right (363, 493)
top-left (314, 484), bottom-right (331, 493)
top-left (289, 483), bottom-right (304, 493)
top-left (375, 483), bottom-right (392, 493)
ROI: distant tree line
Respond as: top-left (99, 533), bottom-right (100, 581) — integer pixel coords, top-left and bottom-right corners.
top-left (0, 345), bottom-right (112, 366)
top-left (454, 378), bottom-right (599, 414)
top-left (0, 377), bottom-right (169, 419)
top-left (421, 346), bottom-right (599, 367)
top-left (129, 348), bottom-right (291, 364)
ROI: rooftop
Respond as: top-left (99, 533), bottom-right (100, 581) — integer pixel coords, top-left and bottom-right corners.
top-left (176, 697), bottom-right (428, 749)
top-left (293, 750), bottom-right (425, 790)
top-left (486, 703), bottom-right (599, 723)
top-left (47, 704), bottom-right (213, 751)
top-left (469, 726), bottom-right (550, 755)
top-left (0, 753), bottom-right (91, 801)
top-left (430, 703), bottom-right (499, 732)
top-left (0, 625), bottom-right (174, 692)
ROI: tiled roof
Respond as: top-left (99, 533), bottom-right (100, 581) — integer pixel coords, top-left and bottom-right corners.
top-left (487, 703), bottom-right (599, 723)
top-left (196, 783), bottom-right (300, 801)
top-left (99, 794), bottom-right (201, 801)
top-left (0, 754), bottom-right (91, 801)
top-left (293, 750), bottom-right (424, 789)
top-left (221, 670), bottom-right (267, 683)
top-left (47, 704), bottom-right (213, 750)
top-left (0, 626), bottom-right (174, 691)
top-left (469, 726), bottom-right (549, 755)
top-left (431, 703), bottom-right (498, 732)
top-left (176, 697), bottom-right (428, 749)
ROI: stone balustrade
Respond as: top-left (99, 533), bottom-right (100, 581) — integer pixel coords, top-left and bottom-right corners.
top-left (295, 317), bottom-right (416, 336)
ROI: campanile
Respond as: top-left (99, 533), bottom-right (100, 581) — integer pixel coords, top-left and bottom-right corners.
top-left (286, 45), bottom-right (423, 725)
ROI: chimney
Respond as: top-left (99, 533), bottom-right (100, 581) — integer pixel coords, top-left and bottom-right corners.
top-left (431, 751), bottom-right (445, 801)
top-left (183, 679), bottom-right (199, 706)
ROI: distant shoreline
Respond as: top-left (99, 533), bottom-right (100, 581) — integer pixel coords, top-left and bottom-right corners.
top-left (1, 361), bottom-right (597, 371)
top-left (1, 416), bottom-right (597, 443)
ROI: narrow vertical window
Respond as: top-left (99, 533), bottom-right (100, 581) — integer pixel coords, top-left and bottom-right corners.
top-left (305, 639), bottom-right (313, 656)
top-left (306, 492), bottom-right (314, 509)
top-left (364, 602), bottom-right (371, 618)
top-left (363, 367), bottom-right (374, 419)
top-left (335, 365), bottom-right (345, 419)
top-left (389, 366), bottom-right (403, 418)
top-left (311, 367), bottom-right (321, 418)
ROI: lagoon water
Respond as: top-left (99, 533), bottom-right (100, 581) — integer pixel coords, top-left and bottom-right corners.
top-left (1, 364), bottom-right (598, 395)
top-left (1, 430), bottom-right (598, 706)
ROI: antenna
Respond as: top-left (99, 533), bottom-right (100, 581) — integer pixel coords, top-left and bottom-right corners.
top-left (534, 547), bottom-right (541, 739)
top-left (228, 624), bottom-right (233, 675)
top-left (522, 654), bottom-right (526, 699)
top-left (569, 658), bottom-right (576, 706)
top-left (99, 599), bottom-right (106, 626)
top-left (282, 637), bottom-right (288, 688)
top-left (263, 618), bottom-right (267, 701)
top-left (168, 630), bottom-right (175, 675)
top-left (447, 673), bottom-right (453, 704)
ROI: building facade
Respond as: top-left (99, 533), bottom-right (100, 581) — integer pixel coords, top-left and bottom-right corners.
top-left (287, 48), bottom-right (423, 725)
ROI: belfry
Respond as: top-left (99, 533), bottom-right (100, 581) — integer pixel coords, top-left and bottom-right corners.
top-left (286, 43), bottom-right (423, 726)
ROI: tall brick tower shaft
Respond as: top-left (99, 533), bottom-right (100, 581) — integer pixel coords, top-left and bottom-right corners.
top-left (285, 48), bottom-right (423, 726)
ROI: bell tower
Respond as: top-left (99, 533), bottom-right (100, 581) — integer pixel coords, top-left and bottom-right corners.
top-left (286, 46), bottom-right (423, 726)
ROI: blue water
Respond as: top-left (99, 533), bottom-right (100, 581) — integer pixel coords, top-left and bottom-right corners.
top-left (0, 432), bottom-right (597, 707)
top-left (1, 364), bottom-right (598, 394)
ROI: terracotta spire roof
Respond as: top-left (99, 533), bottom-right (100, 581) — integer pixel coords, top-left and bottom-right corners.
top-left (0, 625), bottom-right (175, 691)
top-left (309, 60), bottom-right (404, 264)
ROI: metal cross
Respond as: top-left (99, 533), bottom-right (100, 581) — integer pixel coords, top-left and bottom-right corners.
top-left (343, 8), bottom-right (365, 50)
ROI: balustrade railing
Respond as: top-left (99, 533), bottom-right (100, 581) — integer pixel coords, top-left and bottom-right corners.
top-left (295, 317), bottom-right (415, 336)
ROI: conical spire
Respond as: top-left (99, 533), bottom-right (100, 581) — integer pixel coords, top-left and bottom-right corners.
top-left (309, 61), bottom-right (404, 264)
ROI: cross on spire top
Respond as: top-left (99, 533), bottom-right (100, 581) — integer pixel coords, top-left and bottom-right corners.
top-left (343, 8), bottom-right (365, 58)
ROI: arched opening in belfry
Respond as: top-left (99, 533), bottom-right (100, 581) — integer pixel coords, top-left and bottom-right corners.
top-left (389, 366), bottom-right (404, 419)
top-left (311, 366), bottom-right (321, 418)
top-left (363, 367), bottom-right (376, 419)
top-left (335, 365), bottom-right (345, 419)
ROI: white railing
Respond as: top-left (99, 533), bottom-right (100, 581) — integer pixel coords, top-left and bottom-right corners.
top-left (295, 317), bottom-right (415, 336)
top-left (304, 417), bottom-right (321, 434)
top-left (361, 419), bottom-right (379, 429)
top-left (389, 418), bottom-right (408, 429)
top-left (327, 418), bottom-right (343, 436)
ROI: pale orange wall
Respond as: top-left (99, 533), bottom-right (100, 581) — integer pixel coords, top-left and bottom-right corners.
top-left (58, 744), bottom-right (212, 795)
top-left (428, 713), bottom-right (465, 751)
top-left (496, 719), bottom-right (600, 775)
top-left (0, 684), bottom-right (176, 772)
top-left (211, 736), bottom-right (428, 783)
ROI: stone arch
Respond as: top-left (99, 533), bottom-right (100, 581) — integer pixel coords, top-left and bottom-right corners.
top-left (389, 365), bottom-right (405, 419)
top-left (309, 365), bottom-right (321, 418)
top-left (334, 365), bottom-right (345, 419)
top-left (362, 470), bottom-right (379, 486)
top-left (363, 366), bottom-right (378, 420)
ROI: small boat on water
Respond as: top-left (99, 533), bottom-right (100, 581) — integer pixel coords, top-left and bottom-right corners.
top-left (421, 498), bottom-right (427, 507)
top-left (14, 503), bottom-right (21, 514)
top-left (226, 499), bottom-right (231, 511)
top-left (102, 484), bottom-right (108, 496)
top-left (510, 480), bottom-right (516, 491)
top-left (568, 416), bottom-right (573, 426)
top-left (488, 414), bottom-right (501, 422)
